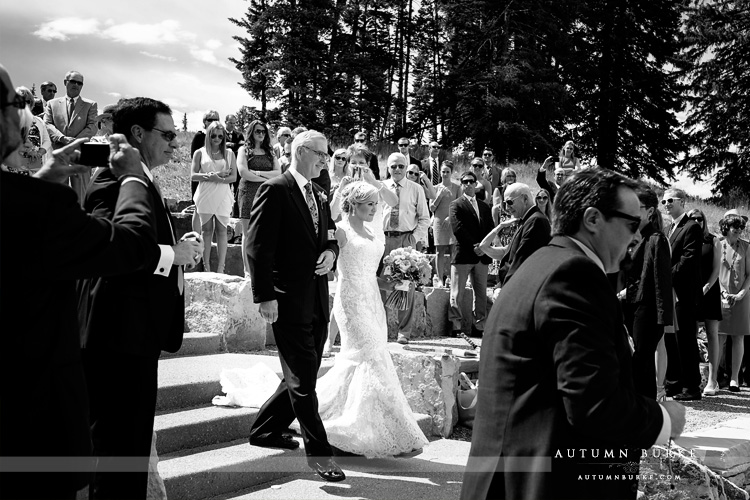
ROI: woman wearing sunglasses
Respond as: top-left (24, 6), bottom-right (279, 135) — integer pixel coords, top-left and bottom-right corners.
top-left (237, 120), bottom-right (281, 277)
top-left (535, 188), bottom-right (552, 220)
top-left (619, 183), bottom-right (673, 400)
top-left (685, 209), bottom-right (723, 395)
top-left (717, 210), bottom-right (750, 393)
top-left (191, 121), bottom-right (237, 273)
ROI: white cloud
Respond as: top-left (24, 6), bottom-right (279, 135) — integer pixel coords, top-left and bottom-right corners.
top-left (205, 39), bottom-right (222, 50)
top-left (33, 17), bottom-right (100, 41)
top-left (102, 20), bottom-right (196, 45)
top-left (107, 92), bottom-right (122, 98)
top-left (140, 51), bottom-right (177, 62)
top-left (189, 46), bottom-right (234, 71)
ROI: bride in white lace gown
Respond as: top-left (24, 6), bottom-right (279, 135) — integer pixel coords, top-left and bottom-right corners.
top-left (315, 181), bottom-right (428, 458)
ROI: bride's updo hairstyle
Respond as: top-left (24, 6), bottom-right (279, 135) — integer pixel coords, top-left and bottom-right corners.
top-left (340, 181), bottom-right (378, 214)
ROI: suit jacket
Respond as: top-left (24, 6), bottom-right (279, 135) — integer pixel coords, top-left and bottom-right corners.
top-left (450, 196), bottom-right (494, 265)
top-left (44, 95), bottom-right (98, 145)
top-left (421, 156), bottom-right (442, 185)
top-left (500, 205), bottom-right (551, 285)
top-left (0, 172), bottom-right (157, 490)
top-left (461, 236), bottom-right (664, 500)
top-left (246, 169), bottom-right (339, 324)
top-left (624, 225), bottom-right (673, 325)
top-left (669, 215), bottom-right (703, 306)
top-left (78, 168), bottom-right (184, 357)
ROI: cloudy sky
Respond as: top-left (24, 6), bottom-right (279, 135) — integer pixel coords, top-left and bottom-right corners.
top-left (1, 0), bottom-right (259, 130)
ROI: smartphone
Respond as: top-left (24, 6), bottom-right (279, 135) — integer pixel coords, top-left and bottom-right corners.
top-left (79, 142), bottom-right (110, 167)
top-left (352, 166), bottom-right (361, 179)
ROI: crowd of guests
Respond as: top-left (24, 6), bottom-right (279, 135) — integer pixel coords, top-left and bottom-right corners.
top-left (2, 65), bottom-right (750, 500)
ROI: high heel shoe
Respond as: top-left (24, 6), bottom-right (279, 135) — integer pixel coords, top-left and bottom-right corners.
top-left (656, 385), bottom-right (666, 402)
top-left (702, 383), bottom-right (718, 396)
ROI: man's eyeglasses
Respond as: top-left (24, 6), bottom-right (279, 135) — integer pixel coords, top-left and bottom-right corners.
top-left (280, 133), bottom-right (291, 138)
top-left (334, 156), bottom-right (346, 161)
top-left (253, 129), bottom-right (266, 135)
top-left (46, 89), bottom-right (57, 94)
top-left (2, 92), bottom-right (26, 110)
top-left (398, 143), bottom-right (409, 148)
top-left (300, 145), bottom-right (330, 162)
top-left (661, 197), bottom-right (681, 205)
top-left (504, 196), bottom-right (522, 207)
top-left (461, 179), bottom-right (475, 185)
top-left (471, 164), bottom-right (484, 169)
top-left (482, 153), bottom-right (493, 157)
top-left (150, 127), bottom-right (177, 142)
top-left (354, 138), bottom-right (366, 143)
top-left (603, 209), bottom-right (641, 234)
top-left (389, 164), bottom-right (405, 170)
top-left (67, 80), bottom-right (83, 86)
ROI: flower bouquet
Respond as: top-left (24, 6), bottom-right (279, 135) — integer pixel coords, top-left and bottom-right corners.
top-left (382, 246), bottom-right (432, 310)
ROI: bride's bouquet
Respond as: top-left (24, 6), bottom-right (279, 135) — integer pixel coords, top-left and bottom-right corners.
top-left (382, 246), bottom-right (432, 310)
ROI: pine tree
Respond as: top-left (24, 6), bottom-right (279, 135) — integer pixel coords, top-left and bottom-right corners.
top-left (682, 0), bottom-right (750, 197)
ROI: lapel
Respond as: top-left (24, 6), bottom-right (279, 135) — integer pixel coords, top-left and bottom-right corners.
top-left (284, 170), bottom-right (317, 240)
top-left (145, 175), bottom-right (176, 245)
top-left (669, 215), bottom-right (688, 246)
top-left (509, 206), bottom-right (538, 252)
top-left (69, 98), bottom-right (82, 125)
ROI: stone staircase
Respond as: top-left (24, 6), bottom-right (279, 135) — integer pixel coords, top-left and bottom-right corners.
top-left (154, 332), bottom-right (456, 500)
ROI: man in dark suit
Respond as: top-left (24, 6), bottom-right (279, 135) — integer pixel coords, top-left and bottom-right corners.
top-left (1, 63), bottom-right (161, 500)
top-left (421, 141), bottom-right (442, 185)
top-left (448, 171), bottom-right (494, 337)
top-left (498, 183), bottom-right (551, 285)
top-left (78, 97), bottom-right (204, 499)
top-left (662, 187), bottom-right (704, 401)
top-left (246, 130), bottom-right (345, 482)
top-left (461, 169), bottom-right (686, 500)
top-left (397, 137), bottom-right (421, 168)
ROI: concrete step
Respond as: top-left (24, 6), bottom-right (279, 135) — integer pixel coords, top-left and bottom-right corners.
top-left (160, 437), bottom-right (470, 500)
top-left (155, 405), bottom-right (259, 455)
top-left (161, 332), bottom-right (223, 359)
top-left (156, 403), bottom-right (433, 456)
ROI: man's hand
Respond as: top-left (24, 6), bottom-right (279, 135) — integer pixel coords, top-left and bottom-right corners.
top-left (33, 138), bottom-right (91, 184)
top-left (173, 233), bottom-right (204, 266)
top-left (108, 134), bottom-right (144, 178)
top-left (661, 401), bottom-right (686, 439)
top-left (315, 249), bottom-right (336, 275)
top-left (259, 300), bottom-right (278, 324)
top-left (473, 244), bottom-right (484, 256)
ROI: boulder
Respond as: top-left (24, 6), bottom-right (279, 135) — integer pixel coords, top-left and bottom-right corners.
top-left (421, 285), bottom-right (495, 337)
top-left (164, 198), bottom-right (194, 214)
top-left (639, 444), bottom-right (749, 499)
top-left (184, 273), bottom-right (266, 351)
top-left (390, 345), bottom-right (461, 437)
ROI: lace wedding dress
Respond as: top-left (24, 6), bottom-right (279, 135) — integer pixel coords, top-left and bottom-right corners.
top-left (315, 218), bottom-right (428, 458)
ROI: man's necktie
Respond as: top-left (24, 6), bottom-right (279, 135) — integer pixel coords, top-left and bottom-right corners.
top-left (470, 197), bottom-right (480, 220)
top-left (304, 183), bottom-right (319, 235)
top-left (68, 98), bottom-right (75, 123)
top-left (152, 176), bottom-right (184, 294)
top-left (389, 182), bottom-right (401, 230)
top-left (431, 158), bottom-right (440, 184)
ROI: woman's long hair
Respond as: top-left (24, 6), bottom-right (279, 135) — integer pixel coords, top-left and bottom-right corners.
top-left (245, 119), bottom-right (273, 158)
top-left (536, 188), bottom-right (553, 221)
top-left (203, 121), bottom-right (227, 160)
top-left (687, 208), bottom-right (711, 239)
top-left (329, 148), bottom-right (350, 178)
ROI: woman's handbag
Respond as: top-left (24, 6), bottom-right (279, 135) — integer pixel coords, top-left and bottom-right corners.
top-left (457, 372), bottom-right (478, 428)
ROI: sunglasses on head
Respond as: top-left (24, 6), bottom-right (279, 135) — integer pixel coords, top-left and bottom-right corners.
top-left (661, 197), bottom-right (681, 205)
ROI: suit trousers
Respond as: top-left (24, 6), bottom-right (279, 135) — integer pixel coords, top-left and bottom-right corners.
top-left (83, 350), bottom-right (158, 500)
top-left (383, 233), bottom-right (418, 338)
top-left (665, 301), bottom-right (702, 393)
top-left (448, 263), bottom-right (489, 332)
top-left (624, 304), bottom-right (665, 399)
top-left (248, 296), bottom-right (333, 460)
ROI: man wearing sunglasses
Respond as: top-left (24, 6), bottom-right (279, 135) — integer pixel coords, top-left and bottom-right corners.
top-left (496, 183), bottom-right (551, 286)
top-left (44, 70), bottom-right (99, 205)
top-left (661, 188), bottom-right (704, 401)
top-left (462, 169), bottom-right (685, 500)
top-left (78, 97), bottom-right (204, 499)
top-left (481, 148), bottom-right (502, 194)
top-left (397, 137), bottom-right (421, 168)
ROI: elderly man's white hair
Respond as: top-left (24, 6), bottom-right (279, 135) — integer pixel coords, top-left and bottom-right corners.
top-left (387, 152), bottom-right (407, 166)
top-left (291, 130), bottom-right (327, 161)
top-left (504, 182), bottom-right (532, 202)
top-left (276, 126), bottom-right (292, 139)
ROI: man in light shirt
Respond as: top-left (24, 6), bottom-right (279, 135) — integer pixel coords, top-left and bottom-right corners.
top-left (379, 152), bottom-right (430, 343)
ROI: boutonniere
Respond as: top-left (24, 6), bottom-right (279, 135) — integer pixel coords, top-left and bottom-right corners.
top-left (317, 191), bottom-right (328, 204)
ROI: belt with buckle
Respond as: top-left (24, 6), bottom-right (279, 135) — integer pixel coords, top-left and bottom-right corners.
top-left (384, 231), bottom-right (412, 237)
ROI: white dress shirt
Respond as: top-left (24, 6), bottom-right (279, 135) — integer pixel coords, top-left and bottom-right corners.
top-left (141, 163), bottom-right (176, 276)
top-left (380, 177), bottom-right (430, 244)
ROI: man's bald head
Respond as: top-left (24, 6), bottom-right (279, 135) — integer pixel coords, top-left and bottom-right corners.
top-left (503, 182), bottom-right (534, 218)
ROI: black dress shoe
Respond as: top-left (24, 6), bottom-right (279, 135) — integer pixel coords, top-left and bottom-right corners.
top-left (665, 386), bottom-right (681, 397)
top-left (470, 326), bottom-right (484, 338)
top-left (249, 434), bottom-right (300, 450)
top-left (673, 390), bottom-right (702, 401)
top-left (309, 458), bottom-right (346, 482)
top-left (451, 329), bottom-right (463, 338)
